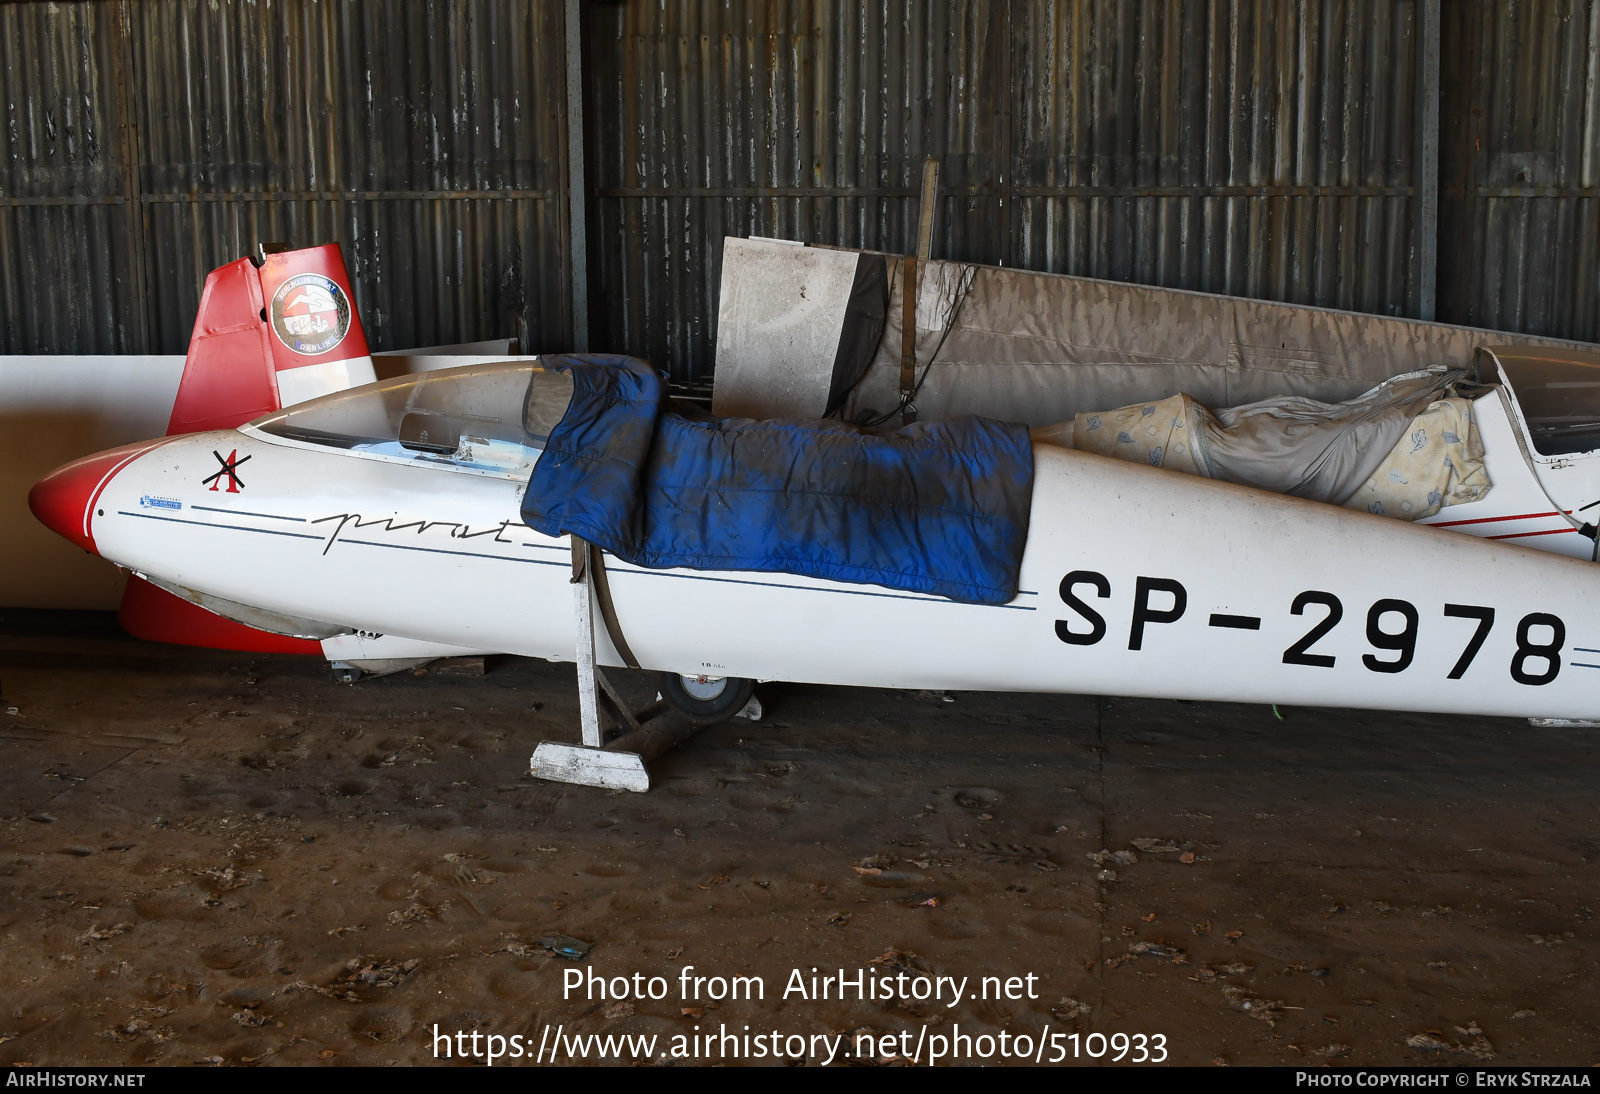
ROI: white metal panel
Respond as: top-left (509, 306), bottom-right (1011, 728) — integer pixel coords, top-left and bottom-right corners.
top-left (711, 238), bottom-right (855, 420)
top-left (0, 355), bottom-right (183, 608)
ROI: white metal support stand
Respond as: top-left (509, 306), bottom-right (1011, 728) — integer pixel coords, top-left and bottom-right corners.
top-left (572, 539), bottom-right (602, 748)
top-left (528, 538), bottom-right (711, 792)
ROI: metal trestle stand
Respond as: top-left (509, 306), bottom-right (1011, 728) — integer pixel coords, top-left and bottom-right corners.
top-left (528, 538), bottom-right (706, 791)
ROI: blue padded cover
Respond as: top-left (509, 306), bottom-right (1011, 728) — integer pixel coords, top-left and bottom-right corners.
top-left (521, 355), bottom-right (1034, 605)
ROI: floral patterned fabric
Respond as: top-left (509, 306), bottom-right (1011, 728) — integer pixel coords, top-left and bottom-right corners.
top-left (1070, 393), bottom-right (1211, 478)
top-left (1340, 397), bottom-right (1490, 520)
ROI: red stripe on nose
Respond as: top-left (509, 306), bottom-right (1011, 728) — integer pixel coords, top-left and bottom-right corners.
top-left (29, 439), bottom-right (168, 555)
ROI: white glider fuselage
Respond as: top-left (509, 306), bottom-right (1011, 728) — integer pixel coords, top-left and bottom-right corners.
top-left (89, 424), bottom-right (1600, 721)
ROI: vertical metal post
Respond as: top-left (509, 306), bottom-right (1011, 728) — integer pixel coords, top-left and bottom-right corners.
top-left (899, 256), bottom-right (918, 425)
top-left (111, 0), bottom-right (151, 352)
top-left (1413, 0), bottom-right (1440, 322)
top-left (1583, 0), bottom-right (1600, 190)
top-left (997, 0), bottom-right (1014, 269)
top-left (571, 539), bottom-right (601, 747)
top-left (563, 0), bottom-right (590, 352)
top-left (916, 157), bottom-right (940, 264)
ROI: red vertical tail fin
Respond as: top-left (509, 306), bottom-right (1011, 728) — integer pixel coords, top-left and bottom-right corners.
top-left (165, 242), bottom-right (376, 433)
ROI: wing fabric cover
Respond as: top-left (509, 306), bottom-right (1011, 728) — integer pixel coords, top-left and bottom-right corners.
top-left (522, 355), bottom-right (1034, 606)
top-left (1060, 368), bottom-right (1470, 505)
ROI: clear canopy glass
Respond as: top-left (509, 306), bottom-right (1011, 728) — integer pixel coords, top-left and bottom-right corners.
top-left (1491, 349), bottom-right (1600, 457)
top-left (248, 359), bottom-right (575, 476)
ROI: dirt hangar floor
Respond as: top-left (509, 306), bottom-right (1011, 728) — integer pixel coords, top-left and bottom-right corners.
top-left (0, 613), bottom-right (1596, 1068)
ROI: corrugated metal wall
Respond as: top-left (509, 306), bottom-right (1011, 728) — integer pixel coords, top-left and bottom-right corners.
top-left (585, 3), bottom-right (1017, 381)
top-left (1, 0), bottom-right (573, 356)
top-left (585, 0), bottom-right (1438, 382)
top-left (1009, 1), bottom-right (1422, 313)
top-left (3, 1), bottom-right (1596, 376)
top-left (0, 2), bottom-right (137, 354)
top-left (1440, 0), bottom-right (1600, 344)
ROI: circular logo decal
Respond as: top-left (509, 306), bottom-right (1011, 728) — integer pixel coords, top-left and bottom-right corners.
top-left (270, 273), bottom-right (351, 356)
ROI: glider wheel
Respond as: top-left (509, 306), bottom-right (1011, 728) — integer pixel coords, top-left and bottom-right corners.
top-left (658, 672), bottom-right (755, 723)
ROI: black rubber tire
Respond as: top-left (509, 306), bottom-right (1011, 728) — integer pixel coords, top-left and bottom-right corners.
top-left (658, 672), bottom-right (755, 723)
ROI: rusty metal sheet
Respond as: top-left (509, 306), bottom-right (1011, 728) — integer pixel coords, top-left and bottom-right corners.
top-left (1439, 0), bottom-right (1600, 344)
top-left (2, 0), bottom-right (1595, 373)
top-left (584, 0), bottom-right (1442, 382)
top-left (0, 1), bottom-right (136, 353)
top-left (2, 0), bottom-right (572, 356)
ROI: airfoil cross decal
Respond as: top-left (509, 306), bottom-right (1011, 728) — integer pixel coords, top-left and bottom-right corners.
top-left (203, 449), bottom-right (251, 493)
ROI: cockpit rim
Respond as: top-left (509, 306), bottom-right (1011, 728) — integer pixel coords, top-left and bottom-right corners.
top-left (239, 357), bottom-right (567, 481)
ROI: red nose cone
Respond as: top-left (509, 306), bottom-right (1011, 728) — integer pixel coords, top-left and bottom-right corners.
top-left (29, 440), bottom-right (166, 555)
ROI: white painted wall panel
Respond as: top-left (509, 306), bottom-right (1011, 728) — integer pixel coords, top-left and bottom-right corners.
top-left (0, 356), bottom-right (185, 609)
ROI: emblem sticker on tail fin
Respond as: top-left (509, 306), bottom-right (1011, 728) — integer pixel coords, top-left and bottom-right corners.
top-left (270, 272), bottom-right (351, 355)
